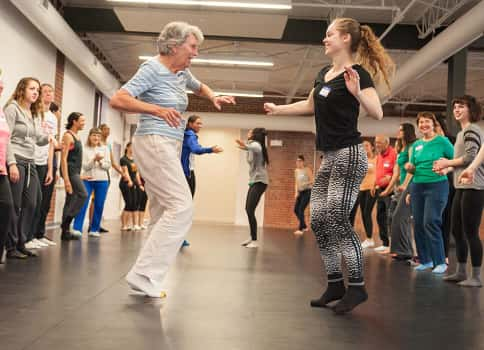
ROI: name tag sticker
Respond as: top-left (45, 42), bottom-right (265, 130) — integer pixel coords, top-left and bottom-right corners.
top-left (415, 145), bottom-right (423, 151)
top-left (383, 162), bottom-right (391, 168)
top-left (319, 86), bottom-right (331, 97)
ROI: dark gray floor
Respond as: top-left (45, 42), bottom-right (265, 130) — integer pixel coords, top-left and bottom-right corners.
top-left (1, 221), bottom-right (483, 350)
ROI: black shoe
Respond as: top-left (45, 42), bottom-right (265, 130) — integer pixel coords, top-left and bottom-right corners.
top-left (6, 250), bottom-right (28, 259)
top-left (17, 247), bottom-right (37, 257)
top-left (332, 286), bottom-right (368, 315)
top-left (310, 281), bottom-right (346, 308)
top-left (61, 232), bottom-right (79, 241)
top-left (99, 227), bottom-right (109, 233)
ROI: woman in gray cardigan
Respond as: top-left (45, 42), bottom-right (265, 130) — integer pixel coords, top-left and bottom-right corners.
top-left (4, 77), bottom-right (50, 259)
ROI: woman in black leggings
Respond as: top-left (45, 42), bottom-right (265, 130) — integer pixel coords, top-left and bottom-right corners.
top-left (60, 112), bottom-right (88, 241)
top-left (434, 95), bottom-right (484, 287)
top-left (236, 128), bottom-right (269, 249)
top-left (120, 142), bottom-right (138, 230)
top-left (264, 18), bottom-right (394, 314)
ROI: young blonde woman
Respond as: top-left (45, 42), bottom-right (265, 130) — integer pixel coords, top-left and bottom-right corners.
top-left (264, 18), bottom-right (394, 314)
top-left (72, 128), bottom-right (111, 237)
top-left (4, 77), bottom-right (50, 258)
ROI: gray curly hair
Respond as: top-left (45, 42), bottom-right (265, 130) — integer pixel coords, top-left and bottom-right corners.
top-left (157, 22), bottom-right (204, 56)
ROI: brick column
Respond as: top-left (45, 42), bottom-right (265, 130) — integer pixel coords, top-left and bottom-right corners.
top-left (46, 50), bottom-right (65, 224)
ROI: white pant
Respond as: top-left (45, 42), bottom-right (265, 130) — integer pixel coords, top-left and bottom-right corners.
top-left (131, 135), bottom-right (193, 284)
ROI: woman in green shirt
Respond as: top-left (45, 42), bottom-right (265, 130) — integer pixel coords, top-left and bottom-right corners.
top-left (407, 112), bottom-right (454, 274)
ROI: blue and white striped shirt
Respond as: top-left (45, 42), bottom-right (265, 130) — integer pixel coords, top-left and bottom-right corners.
top-left (122, 57), bottom-right (201, 141)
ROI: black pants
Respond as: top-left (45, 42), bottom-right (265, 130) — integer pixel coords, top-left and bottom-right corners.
top-left (186, 170), bottom-right (196, 198)
top-left (62, 172), bottom-right (88, 222)
top-left (245, 182), bottom-right (267, 240)
top-left (294, 189), bottom-right (311, 230)
top-left (137, 186), bottom-right (148, 211)
top-left (33, 165), bottom-right (56, 239)
top-left (0, 175), bottom-right (14, 258)
top-left (119, 180), bottom-right (137, 211)
top-left (451, 189), bottom-right (484, 267)
top-left (350, 189), bottom-right (377, 239)
top-left (7, 160), bottom-right (41, 251)
top-left (442, 177), bottom-right (455, 257)
top-left (376, 189), bottom-right (391, 247)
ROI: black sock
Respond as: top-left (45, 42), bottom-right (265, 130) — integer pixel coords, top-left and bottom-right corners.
top-left (332, 285), bottom-right (368, 314)
top-left (310, 280), bottom-right (346, 308)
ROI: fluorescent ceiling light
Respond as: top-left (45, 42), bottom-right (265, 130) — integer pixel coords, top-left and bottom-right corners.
top-left (108, 0), bottom-right (291, 10)
top-left (139, 56), bottom-right (274, 67)
top-left (187, 90), bottom-right (263, 98)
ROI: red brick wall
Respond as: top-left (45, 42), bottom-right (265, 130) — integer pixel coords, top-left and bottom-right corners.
top-left (46, 50), bottom-right (65, 224)
top-left (263, 131), bottom-right (316, 229)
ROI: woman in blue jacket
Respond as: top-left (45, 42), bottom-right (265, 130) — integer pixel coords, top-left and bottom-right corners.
top-left (181, 115), bottom-right (223, 245)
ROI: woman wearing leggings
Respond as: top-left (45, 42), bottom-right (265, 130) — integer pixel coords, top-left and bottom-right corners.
top-left (60, 112), bottom-right (88, 241)
top-left (136, 176), bottom-right (148, 230)
top-left (120, 142), bottom-right (138, 230)
top-left (237, 128), bottom-right (269, 249)
top-left (5, 77), bottom-right (50, 258)
top-left (293, 155), bottom-right (313, 235)
top-left (380, 123), bottom-right (417, 260)
top-left (434, 95), bottom-right (484, 287)
top-left (349, 140), bottom-right (377, 247)
top-left (0, 77), bottom-right (15, 262)
top-left (264, 18), bottom-right (394, 314)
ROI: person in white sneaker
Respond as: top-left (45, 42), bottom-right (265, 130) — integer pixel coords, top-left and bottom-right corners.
top-left (236, 129), bottom-right (269, 249)
top-left (349, 140), bottom-right (377, 249)
top-left (110, 21), bottom-right (235, 297)
top-left (72, 127), bottom-right (111, 238)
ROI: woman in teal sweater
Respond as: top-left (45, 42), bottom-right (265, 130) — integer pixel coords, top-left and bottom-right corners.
top-left (406, 112), bottom-right (454, 274)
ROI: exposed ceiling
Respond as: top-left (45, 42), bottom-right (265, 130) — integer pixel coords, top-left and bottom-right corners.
top-left (59, 0), bottom-right (484, 115)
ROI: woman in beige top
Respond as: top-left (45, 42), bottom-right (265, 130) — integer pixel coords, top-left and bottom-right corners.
top-left (294, 155), bottom-right (314, 234)
top-left (349, 140), bottom-right (377, 248)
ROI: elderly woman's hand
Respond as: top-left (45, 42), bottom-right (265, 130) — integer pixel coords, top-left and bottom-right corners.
top-left (212, 95), bottom-right (236, 110)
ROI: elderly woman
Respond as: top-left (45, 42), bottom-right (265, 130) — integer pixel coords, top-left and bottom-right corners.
top-left (110, 21), bottom-right (235, 298)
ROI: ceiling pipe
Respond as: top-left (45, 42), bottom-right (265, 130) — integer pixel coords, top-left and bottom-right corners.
top-left (293, 2), bottom-right (399, 12)
top-left (379, 0), bottom-right (418, 40)
top-left (8, 0), bottom-right (120, 97)
top-left (382, 0), bottom-right (484, 106)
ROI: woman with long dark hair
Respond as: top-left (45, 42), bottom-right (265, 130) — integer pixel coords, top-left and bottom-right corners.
top-left (434, 95), bottom-right (484, 287)
top-left (264, 18), bottom-right (394, 313)
top-left (60, 112), bottom-right (88, 241)
top-left (236, 128), bottom-right (269, 248)
top-left (4, 77), bottom-right (50, 258)
top-left (380, 123), bottom-right (417, 260)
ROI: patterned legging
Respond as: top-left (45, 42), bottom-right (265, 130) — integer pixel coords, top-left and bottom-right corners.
top-left (311, 144), bottom-right (367, 285)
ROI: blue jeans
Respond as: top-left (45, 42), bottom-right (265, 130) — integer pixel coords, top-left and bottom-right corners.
top-left (73, 180), bottom-right (109, 233)
top-left (410, 181), bottom-right (449, 266)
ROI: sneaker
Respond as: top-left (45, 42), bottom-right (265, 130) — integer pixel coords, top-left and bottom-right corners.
top-left (6, 250), bottom-right (28, 259)
top-left (126, 270), bottom-right (167, 298)
top-left (245, 241), bottom-right (258, 248)
top-left (361, 239), bottom-right (375, 249)
top-left (25, 241), bottom-right (40, 249)
top-left (294, 230), bottom-right (304, 235)
top-left (32, 238), bottom-right (49, 247)
top-left (39, 237), bottom-right (57, 246)
top-left (241, 238), bottom-right (252, 246)
top-left (99, 227), bottom-right (109, 233)
top-left (71, 230), bottom-right (82, 238)
top-left (432, 264), bottom-right (448, 274)
top-left (88, 232), bottom-right (101, 238)
top-left (140, 225), bottom-right (147, 230)
top-left (374, 245), bottom-right (389, 252)
top-left (133, 225), bottom-right (142, 231)
top-left (414, 262), bottom-right (434, 271)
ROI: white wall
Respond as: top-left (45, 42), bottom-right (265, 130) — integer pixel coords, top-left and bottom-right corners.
top-left (0, 1), bottom-right (56, 105)
top-left (192, 128), bottom-right (240, 223)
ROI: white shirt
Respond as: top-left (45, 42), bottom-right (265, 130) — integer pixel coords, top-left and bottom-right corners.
top-left (34, 111), bottom-right (58, 165)
top-left (81, 144), bottom-right (111, 181)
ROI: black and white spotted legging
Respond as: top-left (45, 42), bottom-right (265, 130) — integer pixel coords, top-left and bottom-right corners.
top-left (311, 144), bottom-right (368, 286)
